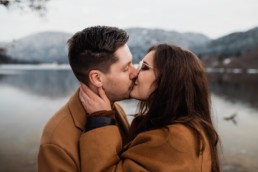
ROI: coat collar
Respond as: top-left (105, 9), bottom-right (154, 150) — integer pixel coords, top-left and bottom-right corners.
top-left (68, 88), bottom-right (87, 131)
top-left (67, 87), bottom-right (130, 133)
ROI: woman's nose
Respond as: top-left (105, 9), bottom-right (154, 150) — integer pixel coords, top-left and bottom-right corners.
top-left (130, 66), bottom-right (139, 80)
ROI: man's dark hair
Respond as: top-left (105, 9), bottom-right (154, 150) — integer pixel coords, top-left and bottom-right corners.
top-left (67, 26), bottom-right (129, 84)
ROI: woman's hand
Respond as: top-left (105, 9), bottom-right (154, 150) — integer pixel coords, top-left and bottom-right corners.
top-left (79, 83), bottom-right (111, 114)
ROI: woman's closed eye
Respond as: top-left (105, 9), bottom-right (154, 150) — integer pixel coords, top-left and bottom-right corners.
top-left (141, 64), bottom-right (150, 71)
top-left (138, 60), bottom-right (153, 71)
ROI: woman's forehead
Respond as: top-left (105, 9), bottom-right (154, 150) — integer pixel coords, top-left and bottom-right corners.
top-left (143, 51), bottom-right (155, 63)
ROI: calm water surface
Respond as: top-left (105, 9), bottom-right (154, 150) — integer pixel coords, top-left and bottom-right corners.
top-left (0, 67), bottom-right (258, 172)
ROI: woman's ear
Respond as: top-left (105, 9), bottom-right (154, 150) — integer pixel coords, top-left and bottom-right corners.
top-left (89, 70), bottom-right (103, 88)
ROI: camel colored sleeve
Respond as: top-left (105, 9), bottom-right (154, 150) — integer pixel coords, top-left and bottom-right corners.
top-left (80, 125), bottom-right (205, 172)
top-left (38, 144), bottom-right (78, 172)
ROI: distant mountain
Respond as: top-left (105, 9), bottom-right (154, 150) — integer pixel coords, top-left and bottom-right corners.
top-left (5, 32), bottom-right (72, 63)
top-left (126, 28), bottom-right (210, 62)
top-left (0, 43), bottom-right (15, 64)
top-left (193, 27), bottom-right (258, 57)
top-left (2, 27), bottom-right (258, 64)
top-left (3, 28), bottom-right (210, 64)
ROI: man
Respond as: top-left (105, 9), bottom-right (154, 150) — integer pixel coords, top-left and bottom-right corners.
top-left (38, 26), bottom-right (138, 172)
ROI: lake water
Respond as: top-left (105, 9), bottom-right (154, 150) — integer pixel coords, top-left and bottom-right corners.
top-left (0, 65), bottom-right (258, 172)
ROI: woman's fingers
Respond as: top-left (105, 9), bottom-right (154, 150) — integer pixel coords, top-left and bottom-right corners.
top-left (80, 83), bottom-right (99, 100)
top-left (98, 87), bottom-right (111, 110)
top-left (79, 83), bottom-right (111, 112)
top-left (79, 87), bottom-right (89, 106)
top-left (98, 87), bottom-right (109, 102)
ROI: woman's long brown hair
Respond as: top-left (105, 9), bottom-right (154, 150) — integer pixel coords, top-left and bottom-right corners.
top-left (129, 44), bottom-right (220, 172)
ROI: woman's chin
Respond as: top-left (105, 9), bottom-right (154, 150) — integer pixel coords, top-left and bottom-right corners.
top-left (130, 90), bottom-right (137, 99)
top-left (129, 92), bottom-right (135, 98)
top-left (130, 93), bottom-right (143, 101)
top-left (130, 88), bottom-right (147, 100)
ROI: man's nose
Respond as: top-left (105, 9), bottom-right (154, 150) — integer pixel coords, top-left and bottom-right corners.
top-left (129, 65), bottom-right (139, 80)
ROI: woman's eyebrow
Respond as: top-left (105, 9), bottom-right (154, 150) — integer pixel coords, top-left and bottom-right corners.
top-left (143, 61), bottom-right (149, 65)
top-left (143, 61), bottom-right (153, 69)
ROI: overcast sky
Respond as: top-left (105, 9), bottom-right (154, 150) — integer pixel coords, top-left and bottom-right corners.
top-left (1, 0), bottom-right (258, 42)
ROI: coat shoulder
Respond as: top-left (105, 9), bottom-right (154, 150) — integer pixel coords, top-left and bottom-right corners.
top-left (40, 103), bottom-right (81, 147)
top-left (130, 124), bottom-right (199, 153)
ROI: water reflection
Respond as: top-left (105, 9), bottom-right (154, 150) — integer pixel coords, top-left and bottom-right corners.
top-left (0, 70), bottom-right (78, 99)
top-left (1, 70), bottom-right (258, 108)
top-left (208, 73), bottom-right (258, 110)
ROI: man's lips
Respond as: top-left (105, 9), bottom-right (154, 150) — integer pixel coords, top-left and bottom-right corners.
top-left (129, 81), bottom-right (137, 91)
top-left (129, 83), bottom-right (134, 90)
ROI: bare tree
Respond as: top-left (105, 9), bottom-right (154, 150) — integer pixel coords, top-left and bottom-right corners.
top-left (0, 0), bottom-right (50, 15)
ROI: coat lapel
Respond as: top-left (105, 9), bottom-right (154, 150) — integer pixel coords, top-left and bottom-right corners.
top-left (68, 88), bottom-right (87, 131)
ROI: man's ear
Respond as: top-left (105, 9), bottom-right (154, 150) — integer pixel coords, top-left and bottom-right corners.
top-left (88, 70), bottom-right (103, 88)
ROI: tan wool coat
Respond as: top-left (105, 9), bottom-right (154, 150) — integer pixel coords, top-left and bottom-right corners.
top-left (38, 88), bottom-right (130, 172)
top-left (80, 124), bottom-right (212, 172)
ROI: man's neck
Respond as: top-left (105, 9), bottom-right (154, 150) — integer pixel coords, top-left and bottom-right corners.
top-left (88, 84), bottom-right (114, 104)
top-left (88, 84), bottom-right (98, 95)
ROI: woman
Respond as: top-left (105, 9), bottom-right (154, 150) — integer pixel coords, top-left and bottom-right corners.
top-left (79, 44), bottom-right (220, 172)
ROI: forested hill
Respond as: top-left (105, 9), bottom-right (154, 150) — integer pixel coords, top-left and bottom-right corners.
top-left (126, 28), bottom-right (210, 62)
top-left (4, 32), bottom-right (71, 64)
top-left (192, 27), bottom-right (258, 57)
top-left (1, 28), bottom-right (210, 64)
top-left (1, 27), bottom-right (258, 65)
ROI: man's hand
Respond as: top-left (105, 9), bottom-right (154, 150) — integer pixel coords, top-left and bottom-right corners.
top-left (79, 83), bottom-right (111, 114)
